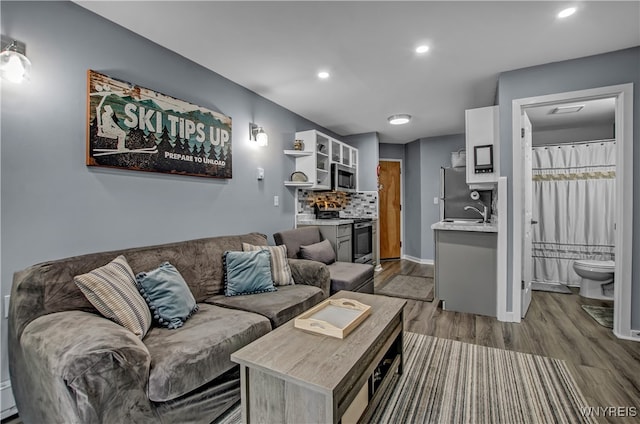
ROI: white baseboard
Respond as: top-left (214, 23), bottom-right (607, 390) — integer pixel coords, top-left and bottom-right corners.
top-left (402, 255), bottom-right (434, 265)
top-left (498, 311), bottom-right (518, 323)
top-left (1, 380), bottom-right (17, 419)
top-left (614, 330), bottom-right (640, 343)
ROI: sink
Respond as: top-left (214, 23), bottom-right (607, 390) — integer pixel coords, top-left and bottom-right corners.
top-left (442, 219), bottom-right (484, 224)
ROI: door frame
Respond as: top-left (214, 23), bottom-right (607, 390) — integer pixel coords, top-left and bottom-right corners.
top-left (379, 158), bottom-right (404, 260)
top-left (511, 84), bottom-right (634, 340)
top-left (520, 112), bottom-right (533, 318)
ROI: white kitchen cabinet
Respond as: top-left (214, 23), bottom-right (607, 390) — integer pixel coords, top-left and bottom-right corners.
top-left (288, 130), bottom-right (358, 190)
top-left (342, 144), bottom-right (352, 167)
top-left (331, 139), bottom-right (341, 164)
top-left (287, 130), bottom-right (332, 189)
top-left (466, 106), bottom-right (499, 189)
top-left (329, 136), bottom-right (357, 168)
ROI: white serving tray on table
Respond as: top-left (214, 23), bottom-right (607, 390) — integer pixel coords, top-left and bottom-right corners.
top-left (294, 298), bottom-right (371, 339)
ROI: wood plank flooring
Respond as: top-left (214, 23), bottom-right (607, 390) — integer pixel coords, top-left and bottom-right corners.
top-left (3, 259), bottom-right (638, 423)
top-left (377, 259), bottom-right (640, 423)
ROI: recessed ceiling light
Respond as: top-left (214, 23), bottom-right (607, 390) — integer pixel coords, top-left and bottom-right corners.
top-left (318, 71), bottom-right (330, 79)
top-left (415, 45), bottom-right (430, 54)
top-left (557, 7), bottom-right (576, 18)
top-left (388, 114), bottom-right (412, 125)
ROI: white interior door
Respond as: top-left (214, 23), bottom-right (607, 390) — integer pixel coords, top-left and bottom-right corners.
top-left (521, 112), bottom-right (533, 318)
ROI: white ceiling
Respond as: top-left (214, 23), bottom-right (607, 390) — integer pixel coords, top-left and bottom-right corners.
top-left (75, 1), bottom-right (640, 144)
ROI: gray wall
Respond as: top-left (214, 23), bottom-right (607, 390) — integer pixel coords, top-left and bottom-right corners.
top-left (344, 132), bottom-right (379, 192)
top-left (403, 141), bottom-right (422, 258)
top-left (498, 46), bottom-right (640, 323)
top-left (379, 143), bottom-right (405, 161)
top-left (402, 135), bottom-right (465, 260)
top-left (419, 135), bottom-right (466, 260)
top-left (532, 124), bottom-right (614, 145)
top-left (0, 1), bottom-right (338, 383)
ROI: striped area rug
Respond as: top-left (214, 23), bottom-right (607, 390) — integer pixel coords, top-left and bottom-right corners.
top-left (216, 332), bottom-right (593, 424)
top-left (369, 332), bottom-right (595, 423)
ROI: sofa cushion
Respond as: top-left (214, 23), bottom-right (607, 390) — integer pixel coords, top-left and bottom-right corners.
top-left (223, 250), bottom-right (277, 296)
top-left (242, 243), bottom-right (294, 286)
top-left (327, 262), bottom-right (374, 293)
top-left (207, 285), bottom-right (324, 328)
top-left (273, 226), bottom-right (322, 259)
top-left (299, 239), bottom-right (336, 265)
top-left (135, 262), bottom-right (198, 329)
top-left (143, 303), bottom-right (271, 402)
top-left (74, 255), bottom-right (152, 339)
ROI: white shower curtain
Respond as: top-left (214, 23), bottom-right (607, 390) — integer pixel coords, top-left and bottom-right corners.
top-left (532, 140), bottom-right (616, 286)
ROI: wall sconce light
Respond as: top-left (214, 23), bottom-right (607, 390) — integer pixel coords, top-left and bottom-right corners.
top-left (250, 123), bottom-right (268, 147)
top-left (0, 36), bottom-right (31, 84)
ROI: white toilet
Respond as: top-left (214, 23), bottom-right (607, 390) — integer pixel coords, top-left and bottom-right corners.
top-left (573, 259), bottom-right (615, 300)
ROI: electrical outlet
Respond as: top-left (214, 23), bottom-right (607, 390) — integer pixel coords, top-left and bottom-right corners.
top-left (433, 197), bottom-right (439, 205)
top-left (273, 195), bottom-right (279, 207)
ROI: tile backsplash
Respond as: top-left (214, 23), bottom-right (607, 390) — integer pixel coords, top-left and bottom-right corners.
top-left (298, 190), bottom-right (378, 218)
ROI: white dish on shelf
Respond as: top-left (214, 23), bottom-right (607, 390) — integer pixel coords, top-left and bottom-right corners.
top-left (290, 171), bottom-right (308, 182)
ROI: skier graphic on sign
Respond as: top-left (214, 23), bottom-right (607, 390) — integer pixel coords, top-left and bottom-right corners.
top-left (91, 83), bottom-right (157, 156)
top-left (98, 105), bottom-right (126, 150)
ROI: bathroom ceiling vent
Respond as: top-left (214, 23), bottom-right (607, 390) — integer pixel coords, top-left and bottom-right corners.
top-left (551, 104), bottom-right (585, 114)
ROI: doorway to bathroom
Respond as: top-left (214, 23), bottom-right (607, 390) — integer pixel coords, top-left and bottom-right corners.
top-left (527, 98), bottom-right (616, 293)
top-left (512, 84), bottom-right (634, 340)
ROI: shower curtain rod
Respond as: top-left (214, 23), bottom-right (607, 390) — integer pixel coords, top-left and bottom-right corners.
top-left (534, 138), bottom-right (616, 148)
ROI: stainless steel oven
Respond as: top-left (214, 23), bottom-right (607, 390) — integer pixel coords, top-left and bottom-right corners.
top-left (352, 219), bottom-right (373, 264)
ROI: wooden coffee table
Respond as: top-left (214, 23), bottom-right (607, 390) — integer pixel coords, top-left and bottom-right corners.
top-left (231, 291), bottom-right (406, 424)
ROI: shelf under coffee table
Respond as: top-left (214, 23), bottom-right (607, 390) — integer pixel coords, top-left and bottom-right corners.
top-left (231, 291), bottom-right (406, 424)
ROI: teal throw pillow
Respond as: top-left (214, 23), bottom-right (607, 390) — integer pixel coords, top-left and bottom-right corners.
top-left (223, 250), bottom-right (277, 297)
top-left (136, 262), bottom-right (199, 329)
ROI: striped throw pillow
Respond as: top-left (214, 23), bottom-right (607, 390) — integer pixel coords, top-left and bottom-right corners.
top-left (242, 243), bottom-right (294, 286)
top-left (74, 255), bottom-right (152, 339)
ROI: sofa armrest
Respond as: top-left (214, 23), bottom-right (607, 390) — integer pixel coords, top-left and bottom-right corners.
top-left (12, 310), bottom-right (156, 424)
top-left (287, 258), bottom-right (331, 298)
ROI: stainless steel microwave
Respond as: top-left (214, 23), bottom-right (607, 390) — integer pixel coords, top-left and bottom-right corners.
top-left (331, 163), bottom-right (356, 192)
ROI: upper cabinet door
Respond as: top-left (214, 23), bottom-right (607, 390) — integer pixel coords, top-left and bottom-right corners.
top-left (465, 105), bottom-right (499, 188)
top-left (342, 144), bottom-right (351, 167)
top-left (331, 140), bottom-right (341, 163)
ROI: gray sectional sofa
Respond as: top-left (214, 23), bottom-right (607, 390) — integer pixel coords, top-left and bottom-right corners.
top-left (8, 232), bottom-right (330, 424)
top-left (274, 226), bottom-right (375, 295)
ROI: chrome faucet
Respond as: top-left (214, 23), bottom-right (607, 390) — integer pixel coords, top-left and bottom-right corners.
top-left (464, 204), bottom-right (489, 223)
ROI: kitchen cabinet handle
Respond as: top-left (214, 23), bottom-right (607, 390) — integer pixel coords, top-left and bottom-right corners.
top-left (531, 220), bottom-right (539, 225)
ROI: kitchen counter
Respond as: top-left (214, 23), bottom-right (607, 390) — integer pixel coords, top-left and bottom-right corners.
top-left (297, 218), bottom-right (355, 226)
top-left (433, 224), bottom-right (497, 317)
top-left (431, 220), bottom-right (497, 233)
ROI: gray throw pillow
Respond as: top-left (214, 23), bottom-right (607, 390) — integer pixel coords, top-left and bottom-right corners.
top-left (136, 262), bottom-right (199, 329)
top-left (299, 239), bottom-right (336, 265)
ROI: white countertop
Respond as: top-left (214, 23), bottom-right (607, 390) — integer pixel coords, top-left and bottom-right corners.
top-left (431, 220), bottom-right (498, 233)
top-left (297, 219), bottom-right (355, 226)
